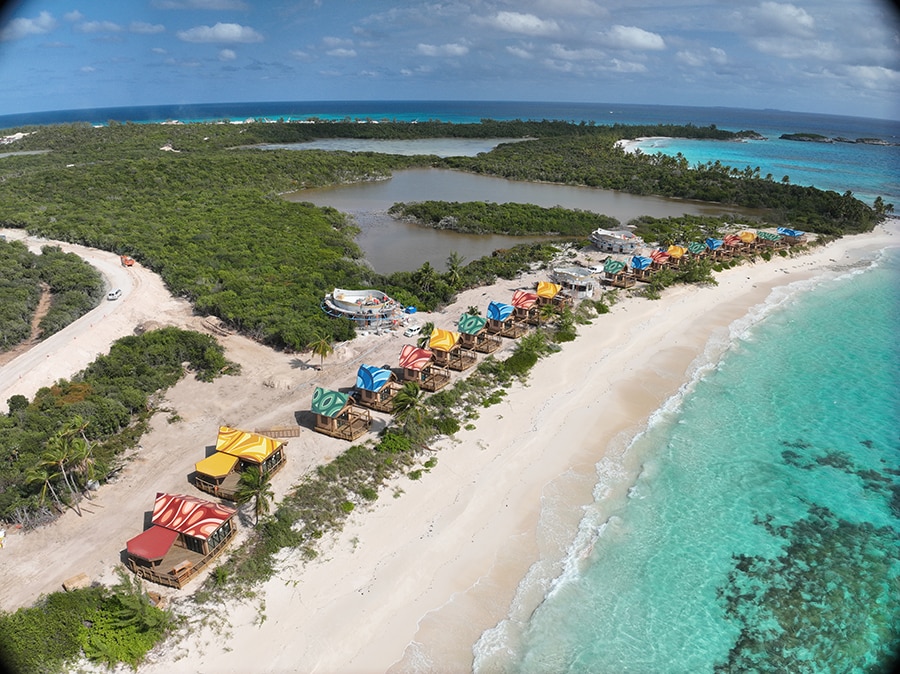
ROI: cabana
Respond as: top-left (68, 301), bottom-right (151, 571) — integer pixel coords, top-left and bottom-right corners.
top-left (688, 241), bottom-right (707, 258)
top-left (399, 344), bottom-right (451, 391)
top-left (535, 281), bottom-right (573, 309)
top-left (631, 255), bottom-right (654, 282)
top-left (756, 230), bottom-right (786, 250)
top-left (311, 386), bottom-right (371, 441)
top-left (429, 327), bottom-right (477, 371)
top-left (194, 427), bottom-right (287, 501)
top-left (511, 290), bottom-right (541, 325)
top-left (737, 231), bottom-right (759, 252)
top-left (705, 237), bottom-right (730, 261)
top-left (650, 248), bottom-right (670, 271)
top-left (126, 492), bottom-right (237, 589)
top-left (666, 245), bottom-right (688, 269)
top-left (603, 258), bottom-right (635, 288)
top-left (354, 363), bottom-right (402, 413)
top-left (458, 313), bottom-right (501, 354)
top-left (486, 300), bottom-right (526, 338)
top-left (777, 227), bottom-right (807, 245)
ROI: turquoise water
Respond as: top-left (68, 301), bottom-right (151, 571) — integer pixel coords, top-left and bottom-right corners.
top-left (476, 247), bottom-right (900, 673)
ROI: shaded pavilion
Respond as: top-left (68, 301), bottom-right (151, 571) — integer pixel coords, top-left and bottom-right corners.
top-left (688, 240), bottom-right (707, 259)
top-left (457, 313), bottom-right (501, 354)
top-left (650, 248), bottom-right (670, 271)
top-left (535, 281), bottom-right (573, 309)
top-left (756, 230), bottom-right (786, 251)
top-left (194, 427), bottom-right (287, 501)
top-left (311, 386), bottom-right (371, 441)
top-left (399, 344), bottom-right (451, 392)
top-left (666, 244), bottom-right (688, 269)
top-left (511, 290), bottom-right (541, 325)
top-left (485, 300), bottom-right (526, 338)
top-left (354, 363), bottom-right (402, 413)
top-left (737, 230), bottom-right (759, 253)
top-left (429, 327), bottom-right (477, 371)
top-left (603, 258), bottom-right (635, 288)
top-left (126, 492), bottom-right (237, 589)
top-left (777, 227), bottom-right (807, 245)
top-left (630, 255), bottom-right (654, 282)
top-left (705, 237), bottom-right (731, 261)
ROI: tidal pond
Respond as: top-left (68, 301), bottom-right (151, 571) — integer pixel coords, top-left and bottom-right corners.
top-left (288, 168), bottom-right (760, 274)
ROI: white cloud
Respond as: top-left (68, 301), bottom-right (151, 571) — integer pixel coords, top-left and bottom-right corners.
top-left (290, 49), bottom-right (312, 61)
top-left (745, 2), bottom-right (815, 38)
top-left (417, 42), bottom-right (469, 57)
top-left (219, 49), bottom-right (236, 61)
top-left (323, 36), bottom-right (353, 48)
top-left (482, 11), bottom-right (560, 37)
top-left (533, 0), bottom-right (606, 17)
top-left (709, 47), bottom-right (727, 65)
top-left (607, 59), bottom-right (646, 73)
top-left (840, 64), bottom-right (900, 90)
top-left (152, 0), bottom-right (249, 9)
top-left (597, 25), bottom-right (665, 51)
top-left (506, 45), bottom-right (533, 59)
top-left (750, 37), bottom-right (838, 60)
top-left (177, 23), bottom-right (263, 44)
top-left (549, 44), bottom-right (605, 61)
top-left (76, 21), bottom-right (123, 34)
top-left (130, 22), bottom-right (165, 34)
top-left (327, 48), bottom-right (357, 57)
top-left (676, 47), bottom-right (728, 67)
top-left (0, 11), bottom-right (57, 41)
top-left (63, 11), bottom-right (83, 22)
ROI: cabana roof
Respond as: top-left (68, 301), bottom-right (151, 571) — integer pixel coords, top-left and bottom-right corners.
top-left (487, 301), bottom-right (514, 321)
top-left (738, 231), bottom-right (757, 243)
top-left (536, 281), bottom-right (562, 299)
top-left (151, 493), bottom-right (236, 541)
top-left (458, 313), bottom-right (488, 335)
top-left (705, 238), bottom-right (723, 251)
top-left (399, 344), bottom-right (433, 371)
top-left (311, 386), bottom-right (351, 419)
top-left (650, 249), bottom-right (670, 263)
top-left (511, 290), bottom-right (538, 309)
top-left (777, 227), bottom-right (805, 237)
top-left (631, 255), bottom-right (653, 270)
top-left (604, 258), bottom-right (626, 274)
top-left (756, 230), bottom-right (782, 241)
top-left (429, 327), bottom-right (460, 351)
top-left (195, 451), bottom-right (239, 479)
top-left (126, 525), bottom-right (179, 563)
top-left (356, 364), bottom-right (393, 392)
top-left (667, 244), bottom-right (688, 259)
top-left (215, 426), bottom-right (283, 463)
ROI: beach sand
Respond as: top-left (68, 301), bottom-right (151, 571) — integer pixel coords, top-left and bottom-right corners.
top-left (1, 221), bottom-right (897, 673)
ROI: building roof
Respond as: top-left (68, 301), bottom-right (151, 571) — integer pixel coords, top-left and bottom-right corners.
top-left (195, 451), bottom-right (239, 479)
top-left (126, 525), bottom-right (179, 562)
top-left (604, 258), bottom-right (626, 274)
top-left (511, 290), bottom-right (538, 309)
top-left (311, 386), bottom-right (350, 418)
top-left (536, 281), bottom-right (562, 299)
top-left (356, 364), bottom-right (392, 392)
top-left (151, 493), bottom-right (236, 540)
top-left (215, 426), bottom-right (283, 463)
top-left (399, 344), bottom-right (433, 371)
top-left (429, 328), bottom-right (460, 352)
top-left (487, 301), bottom-right (514, 321)
top-left (457, 313), bottom-right (487, 335)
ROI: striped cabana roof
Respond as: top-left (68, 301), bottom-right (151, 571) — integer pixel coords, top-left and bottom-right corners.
top-left (667, 245), bottom-right (688, 259)
top-left (399, 344), bottom-right (433, 371)
top-left (458, 313), bottom-right (488, 335)
top-left (429, 328), bottom-right (460, 351)
top-left (705, 238), bottom-right (723, 251)
top-left (777, 227), bottom-right (805, 237)
top-left (355, 364), bottom-right (392, 392)
top-left (311, 386), bottom-right (350, 418)
top-left (487, 301), bottom-right (514, 321)
top-left (604, 258), bottom-right (626, 274)
top-left (756, 230), bottom-right (782, 241)
top-left (195, 451), bottom-right (239, 479)
top-left (724, 234), bottom-right (743, 247)
top-left (631, 255), bottom-right (653, 270)
top-left (511, 290), bottom-right (538, 309)
top-left (738, 231), bottom-right (757, 244)
top-left (151, 493), bottom-right (236, 540)
top-left (650, 249), bottom-right (670, 264)
top-left (688, 241), bottom-right (707, 254)
top-left (536, 281), bottom-right (562, 299)
top-left (215, 426), bottom-right (282, 463)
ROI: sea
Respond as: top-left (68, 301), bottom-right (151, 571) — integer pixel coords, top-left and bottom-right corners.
top-left (3, 100), bottom-right (898, 670)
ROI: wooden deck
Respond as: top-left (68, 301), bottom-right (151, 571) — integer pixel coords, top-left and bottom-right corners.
top-left (128, 526), bottom-right (236, 589)
top-left (473, 333), bottom-right (502, 353)
top-left (195, 455), bottom-right (287, 501)
top-left (314, 410), bottom-right (371, 441)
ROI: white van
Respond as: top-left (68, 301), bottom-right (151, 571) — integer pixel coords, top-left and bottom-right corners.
top-left (107, 288), bottom-right (122, 301)
top-left (403, 324), bottom-right (422, 337)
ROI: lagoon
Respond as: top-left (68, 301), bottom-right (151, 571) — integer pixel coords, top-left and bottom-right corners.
top-left (289, 168), bottom-right (761, 273)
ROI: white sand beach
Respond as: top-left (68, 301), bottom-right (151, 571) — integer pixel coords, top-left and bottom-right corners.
top-left (0, 220), bottom-right (897, 673)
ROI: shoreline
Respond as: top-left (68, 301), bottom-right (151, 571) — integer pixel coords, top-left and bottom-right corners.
top-left (129, 220), bottom-right (895, 673)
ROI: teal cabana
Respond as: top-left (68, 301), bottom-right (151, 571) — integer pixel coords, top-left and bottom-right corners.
top-left (603, 258), bottom-right (635, 288)
top-left (458, 312), bottom-right (501, 354)
top-left (311, 386), bottom-right (371, 441)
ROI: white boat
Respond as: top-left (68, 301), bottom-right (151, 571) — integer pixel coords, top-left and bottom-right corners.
top-left (322, 288), bottom-right (401, 325)
top-left (590, 228), bottom-right (644, 254)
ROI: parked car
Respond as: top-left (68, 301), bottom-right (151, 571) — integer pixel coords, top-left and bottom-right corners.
top-left (107, 288), bottom-right (122, 301)
top-left (587, 265), bottom-right (605, 274)
top-left (403, 324), bottom-right (422, 337)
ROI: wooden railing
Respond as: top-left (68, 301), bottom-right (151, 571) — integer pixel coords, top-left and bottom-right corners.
top-left (129, 526), bottom-right (237, 589)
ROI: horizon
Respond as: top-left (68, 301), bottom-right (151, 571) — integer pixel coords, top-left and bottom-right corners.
top-left (0, 1), bottom-right (898, 121)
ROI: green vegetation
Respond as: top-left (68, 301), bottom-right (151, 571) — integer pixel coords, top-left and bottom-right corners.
top-left (0, 570), bottom-right (170, 674)
top-left (389, 200), bottom-right (619, 236)
top-left (0, 327), bottom-right (236, 526)
top-left (0, 239), bottom-right (103, 350)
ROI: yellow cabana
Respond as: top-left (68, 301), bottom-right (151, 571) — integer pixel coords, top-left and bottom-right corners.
top-left (536, 281), bottom-right (562, 299)
top-left (429, 327), bottom-right (476, 371)
top-left (194, 427), bottom-right (287, 500)
top-left (215, 426), bottom-right (282, 463)
top-left (194, 452), bottom-right (238, 479)
top-left (739, 231), bottom-right (757, 244)
top-left (429, 328), bottom-right (460, 352)
top-left (666, 245), bottom-right (687, 259)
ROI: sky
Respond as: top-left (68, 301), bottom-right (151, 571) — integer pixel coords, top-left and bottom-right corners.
top-left (0, 0), bottom-right (898, 120)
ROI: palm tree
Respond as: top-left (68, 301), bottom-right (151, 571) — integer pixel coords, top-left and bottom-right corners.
top-left (446, 251), bottom-right (465, 288)
top-left (309, 334), bottom-right (334, 367)
top-left (234, 465), bottom-right (274, 525)
top-left (538, 302), bottom-right (558, 326)
top-left (40, 435), bottom-right (81, 515)
top-left (25, 466), bottom-right (64, 512)
top-left (417, 321), bottom-right (435, 349)
top-left (392, 381), bottom-right (425, 434)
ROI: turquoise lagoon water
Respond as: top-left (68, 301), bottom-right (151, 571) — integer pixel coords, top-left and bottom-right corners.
top-left (475, 247), bottom-right (900, 673)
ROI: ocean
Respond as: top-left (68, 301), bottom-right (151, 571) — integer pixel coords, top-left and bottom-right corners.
top-left (3, 100), bottom-right (898, 669)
